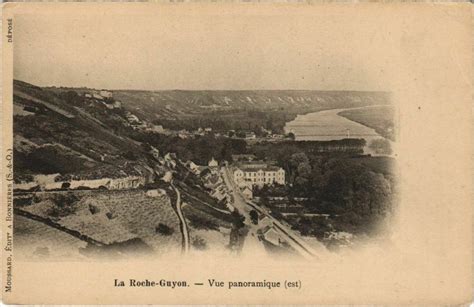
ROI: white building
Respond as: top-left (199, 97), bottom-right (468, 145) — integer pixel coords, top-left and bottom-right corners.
top-left (125, 113), bottom-right (140, 124)
top-left (164, 153), bottom-right (176, 168)
top-left (112, 100), bottom-right (122, 109)
top-left (208, 157), bottom-right (218, 167)
top-left (146, 189), bottom-right (166, 198)
top-left (260, 226), bottom-right (282, 246)
top-left (233, 164), bottom-right (285, 187)
top-left (92, 93), bottom-right (104, 100)
top-left (100, 90), bottom-right (113, 98)
top-left (245, 132), bottom-right (256, 139)
top-left (152, 125), bottom-right (164, 133)
top-left (186, 161), bottom-right (201, 175)
top-left (241, 186), bottom-right (253, 199)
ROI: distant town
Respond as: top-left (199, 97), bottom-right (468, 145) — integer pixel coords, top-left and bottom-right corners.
top-left (12, 80), bottom-right (397, 260)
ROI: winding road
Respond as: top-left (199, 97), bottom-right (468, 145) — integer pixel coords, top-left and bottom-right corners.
top-left (171, 181), bottom-right (190, 254)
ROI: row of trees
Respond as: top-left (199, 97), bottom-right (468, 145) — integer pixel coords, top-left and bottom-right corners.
top-left (154, 109), bottom-right (295, 135)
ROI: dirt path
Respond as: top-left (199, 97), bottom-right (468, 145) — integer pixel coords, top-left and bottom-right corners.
top-left (171, 181), bottom-right (190, 253)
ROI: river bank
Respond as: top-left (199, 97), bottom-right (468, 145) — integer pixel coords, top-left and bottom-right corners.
top-left (284, 105), bottom-right (395, 155)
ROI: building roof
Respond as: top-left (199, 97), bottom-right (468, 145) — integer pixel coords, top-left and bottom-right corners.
top-left (231, 154), bottom-right (257, 161)
top-left (242, 186), bottom-right (252, 192)
top-left (238, 165), bottom-right (282, 172)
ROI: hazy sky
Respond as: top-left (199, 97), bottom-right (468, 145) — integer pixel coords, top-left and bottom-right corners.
top-left (14, 7), bottom-right (396, 91)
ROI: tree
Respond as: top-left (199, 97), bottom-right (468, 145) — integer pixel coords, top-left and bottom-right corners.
top-left (62, 91), bottom-right (81, 105)
top-left (353, 170), bottom-right (391, 217)
top-left (123, 150), bottom-right (138, 161)
top-left (156, 223), bottom-right (174, 236)
top-left (290, 152), bottom-right (309, 168)
top-left (249, 210), bottom-right (259, 225)
top-left (141, 142), bottom-right (152, 152)
top-left (369, 138), bottom-right (392, 155)
top-left (192, 236), bottom-right (207, 250)
top-left (297, 162), bottom-right (312, 178)
top-left (289, 152), bottom-right (310, 183)
top-left (231, 210), bottom-right (246, 229)
top-left (310, 165), bottom-right (325, 197)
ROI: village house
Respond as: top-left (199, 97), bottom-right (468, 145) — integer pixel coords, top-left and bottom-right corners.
top-left (92, 93), bottom-right (104, 100)
top-left (151, 125), bottom-right (164, 133)
top-left (241, 186), bottom-right (253, 199)
top-left (99, 90), bottom-right (113, 98)
top-left (162, 171), bottom-right (173, 183)
top-left (164, 153), bottom-right (177, 168)
top-left (101, 99), bottom-right (119, 110)
top-left (195, 127), bottom-right (205, 136)
top-left (269, 134), bottom-right (284, 139)
top-left (258, 216), bottom-right (273, 228)
top-left (208, 157), bottom-right (219, 167)
top-left (146, 188), bottom-right (166, 198)
top-left (243, 131), bottom-right (256, 139)
top-left (259, 226), bottom-right (282, 246)
top-left (125, 113), bottom-right (141, 124)
top-left (112, 100), bottom-right (122, 109)
top-left (211, 189), bottom-right (227, 202)
top-left (178, 130), bottom-right (193, 139)
top-left (103, 102), bottom-right (114, 110)
top-left (185, 161), bottom-right (201, 175)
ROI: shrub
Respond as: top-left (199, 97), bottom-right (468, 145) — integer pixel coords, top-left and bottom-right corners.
top-left (155, 223), bottom-right (174, 236)
top-left (192, 236), bottom-right (207, 250)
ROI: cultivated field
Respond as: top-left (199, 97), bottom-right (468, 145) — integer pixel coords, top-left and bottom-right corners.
top-left (14, 189), bottom-right (182, 258)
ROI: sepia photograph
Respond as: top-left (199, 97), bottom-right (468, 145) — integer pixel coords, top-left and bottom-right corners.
top-left (11, 11), bottom-right (398, 261)
top-left (2, 3), bottom-right (471, 305)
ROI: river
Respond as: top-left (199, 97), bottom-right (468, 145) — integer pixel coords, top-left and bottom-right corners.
top-left (284, 105), bottom-right (393, 154)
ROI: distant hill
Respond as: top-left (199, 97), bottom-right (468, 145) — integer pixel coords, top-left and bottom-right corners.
top-left (111, 89), bottom-right (392, 122)
top-left (44, 82), bottom-right (391, 121)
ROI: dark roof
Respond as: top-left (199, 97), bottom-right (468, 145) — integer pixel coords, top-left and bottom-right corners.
top-left (238, 165), bottom-right (282, 172)
top-left (231, 154), bottom-right (257, 160)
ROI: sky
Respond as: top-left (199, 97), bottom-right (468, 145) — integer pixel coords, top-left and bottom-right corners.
top-left (14, 6), bottom-right (396, 91)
